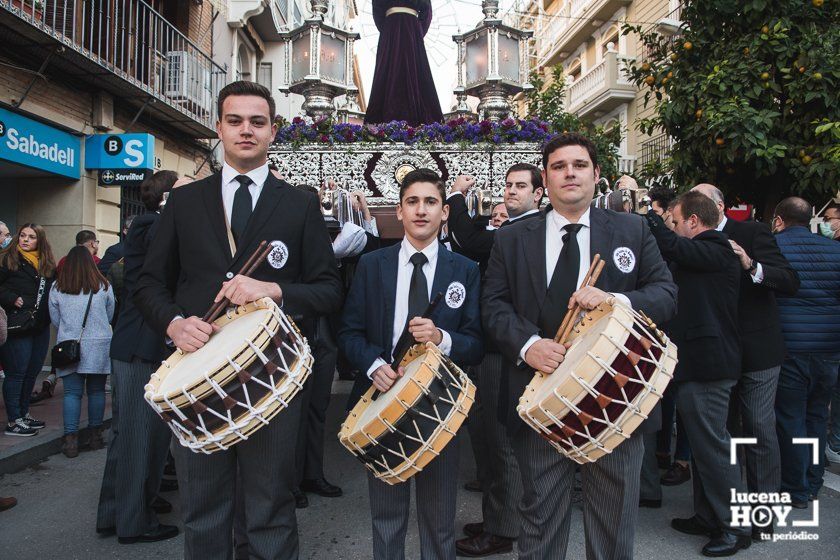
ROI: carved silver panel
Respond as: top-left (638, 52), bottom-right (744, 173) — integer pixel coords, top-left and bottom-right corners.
top-left (321, 151), bottom-right (373, 195)
top-left (438, 151), bottom-right (493, 191)
top-left (269, 152), bottom-right (321, 188)
top-left (492, 151), bottom-right (543, 195)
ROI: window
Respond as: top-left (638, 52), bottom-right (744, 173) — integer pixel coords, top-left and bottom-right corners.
top-left (258, 62), bottom-right (272, 91)
top-left (293, 2), bottom-right (303, 26)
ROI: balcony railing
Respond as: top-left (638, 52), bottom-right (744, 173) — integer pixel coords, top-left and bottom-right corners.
top-left (638, 133), bottom-right (674, 168)
top-left (538, 0), bottom-right (632, 66)
top-left (618, 155), bottom-right (635, 174)
top-left (1, 0), bottom-right (226, 135)
top-left (566, 51), bottom-right (635, 116)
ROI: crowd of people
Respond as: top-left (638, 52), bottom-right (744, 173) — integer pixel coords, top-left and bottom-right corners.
top-left (0, 80), bottom-right (838, 560)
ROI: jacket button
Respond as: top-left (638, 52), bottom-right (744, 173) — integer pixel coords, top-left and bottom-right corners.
top-left (225, 272), bottom-right (234, 279)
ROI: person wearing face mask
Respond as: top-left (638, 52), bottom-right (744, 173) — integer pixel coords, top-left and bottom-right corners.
top-left (0, 221), bottom-right (12, 251)
top-left (771, 197), bottom-right (840, 508)
top-left (819, 202), bottom-right (840, 240)
top-left (0, 224), bottom-right (57, 437)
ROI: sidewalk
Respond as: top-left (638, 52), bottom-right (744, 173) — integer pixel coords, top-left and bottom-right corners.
top-left (0, 371), bottom-right (112, 475)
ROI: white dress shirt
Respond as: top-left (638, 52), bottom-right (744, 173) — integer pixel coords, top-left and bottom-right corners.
top-left (221, 162), bottom-right (268, 225)
top-left (507, 208), bottom-right (540, 223)
top-left (518, 208), bottom-right (631, 361)
top-left (717, 216), bottom-right (763, 283)
top-left (366, 237), bottom-right (453, 378)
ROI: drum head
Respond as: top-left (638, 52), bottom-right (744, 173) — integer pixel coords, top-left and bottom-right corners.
top-left (156, 307), bottom-right (271, 395)
top-left (355, 355), bottom-right (426, 428)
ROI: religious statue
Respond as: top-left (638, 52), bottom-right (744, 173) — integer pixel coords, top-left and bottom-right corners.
top-left (365, 0), bottom-right (443, 126)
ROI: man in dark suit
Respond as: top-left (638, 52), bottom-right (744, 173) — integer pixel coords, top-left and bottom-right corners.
top-left (134, 81), bottom-right (342, 560)
top-left (482, 133), bottom-right (677, 559)
top-left (339, 168), bottom-right (484, 560)
top-left (448, 165), bottom-right (544, 557)
top-left (646, 192), bottom-right (752, 556)
top-left (691, 184), bottom-right (799, 514)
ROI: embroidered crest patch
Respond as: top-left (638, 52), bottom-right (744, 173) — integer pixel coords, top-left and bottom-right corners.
top-left (445, 281), bottom-right (466, 309)
top-left (613, 247), bottom-right (636, 274)
top-left (267, 241), bottom-right (289, 270)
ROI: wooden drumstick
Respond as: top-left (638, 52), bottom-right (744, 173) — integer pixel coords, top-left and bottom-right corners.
top-left (553, 254), bottom-right (601, 343)
top-left (202, 240), bottom-right (272, 323)
top-left (554, 256), bottom-right (606, 345)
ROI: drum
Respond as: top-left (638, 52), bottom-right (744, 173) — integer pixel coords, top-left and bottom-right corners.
top-left (144, 297), bottom-right (313, 454)
top-left (518, 302), bottom-right (677, 464)
top-left (339, 342), bottom-right (475, 485)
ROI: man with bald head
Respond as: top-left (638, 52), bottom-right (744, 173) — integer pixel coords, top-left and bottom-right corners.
top-left (691, 184), bottom-right (799, 540)
top-left (771, 197), bottom-right (840, 509)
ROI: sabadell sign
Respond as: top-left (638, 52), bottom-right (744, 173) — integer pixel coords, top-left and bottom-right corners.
top-left (0, 107), bottom-right (81, 179)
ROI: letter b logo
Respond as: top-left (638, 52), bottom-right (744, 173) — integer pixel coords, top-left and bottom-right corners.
top-left (104, 136), bottom-right (122, 156)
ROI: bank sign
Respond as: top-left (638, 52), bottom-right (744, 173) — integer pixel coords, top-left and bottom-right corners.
top-left (0, 107), bottom-right (81, 179)
top-left (85, 133), bottom-right (155, 170)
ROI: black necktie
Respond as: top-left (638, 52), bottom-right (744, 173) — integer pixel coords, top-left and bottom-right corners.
top-left (538, 223), bottom-right (584, 337)
top-left (407, 252), bottom-right (429, 323)
top-left (231, 175), bottom-right (253, 243)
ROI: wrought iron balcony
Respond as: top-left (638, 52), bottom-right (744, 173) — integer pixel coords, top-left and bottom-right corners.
top-left (566, 51), bottom-right (635, 117)
top-left (638, 133), bottom-right (673, 168)
top-left (0, 0), bottom-right (227, 137)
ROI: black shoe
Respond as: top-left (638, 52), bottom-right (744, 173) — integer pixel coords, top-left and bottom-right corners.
top-left (118, 524), bottom-right (179, 544)
top-left (463, 522), bottom-right (484, 538)
top-left (152, 496), bottom-right (172, 514)
top-left (791, 500), bottom-right (808, 509)
top-left (671, 516), bottom-right (715, 537)
top-left (159, 478), bottom-right (178, 492)
top-left (22, 414), bottom-right (46, 429)
top-left (661, 462), bottom-right (691, 486)
top-left (5, 420), bottom-right (38, 437)
top-left (464, 480), bottom-right (482, 493)
top-left (752, 524), bottom-right (773, 542)
top-left (293, 488), bottom-right (308, 509)
top-left (96, 526), bottom-right (116, 536)
top-left (456, 532), bottom-right (515, 557)
top-left (702, 532), bottom-right (751, 557)
top-left (639, 498), bottom-right (662, 508)
top-left (300, 478), bottom-right (342, 497)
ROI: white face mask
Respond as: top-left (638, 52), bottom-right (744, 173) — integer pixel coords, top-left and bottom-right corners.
top-left (0, 237), bottom-right (10, 249)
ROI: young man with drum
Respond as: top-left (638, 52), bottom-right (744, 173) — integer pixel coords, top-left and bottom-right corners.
top-left (134, 81), bottom-right (342, 560)
top-left (339, 168), bottom-right (484, 560)
top-left (482, 133), bottom-right (677, 559)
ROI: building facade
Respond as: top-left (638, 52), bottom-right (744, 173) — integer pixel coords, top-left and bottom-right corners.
top-left (0, 0), bottom-right (225, 255)
top-left (519, 0), bottom-right (682, 179)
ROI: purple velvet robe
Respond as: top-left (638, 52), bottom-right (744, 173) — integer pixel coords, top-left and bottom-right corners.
top-left (365, 0), bottom-right (443, 126)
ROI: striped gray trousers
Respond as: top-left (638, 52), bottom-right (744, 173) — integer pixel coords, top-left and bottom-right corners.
top-left (512, 427), bottom-right (643, 560)
top-left (728, 366), bottom-right (782, 493)
top-left (367, 435), bottom-right (460, 560)
top-left (466, 352), bottom-right (522, 537)
top-left (97, 358), bottom-right (171, 537)
top-left (173, 395), bottom-right (302, 560)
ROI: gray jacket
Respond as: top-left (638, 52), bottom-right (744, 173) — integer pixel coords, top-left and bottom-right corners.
top-left (48, 284), bottom-right (115, 376)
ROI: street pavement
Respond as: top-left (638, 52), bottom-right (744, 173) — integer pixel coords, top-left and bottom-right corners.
top-left (1, 383), bottom-right (839, 559)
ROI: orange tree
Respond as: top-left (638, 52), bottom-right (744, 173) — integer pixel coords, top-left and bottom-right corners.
top-left (623, 0), bottom-right (839, 216)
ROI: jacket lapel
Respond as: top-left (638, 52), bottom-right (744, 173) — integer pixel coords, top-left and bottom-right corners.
top-left (231, 174), bottom-right (290, 269)
top-left (522, 212), bottom-right (548, 303)
top-left (431, 244), bottom-right (454, 306)
top-left (202, 173), bottom-right (232, 265)
top-left (380, 244), bottom-right (400, 358)
top-left (589, 208), bottom-right (614, 289)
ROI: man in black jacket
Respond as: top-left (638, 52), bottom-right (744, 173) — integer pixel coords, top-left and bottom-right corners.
top-left (447, 165), bottom-right (544, 557)
top-left (646, 192), bottom-right (752, 556)
top-left (482, 134), bottom-right (676, 559)
top-left (134, 81), bottom-right (342, 560)
top-left (691, 184), bottom-right (799, 514)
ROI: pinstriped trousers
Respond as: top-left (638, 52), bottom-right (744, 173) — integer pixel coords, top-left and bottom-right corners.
top-left (367, 435), bottom-right (460, 560)
top-left (728, 366), bottom-right (782, 494)
top-left (96, 358), bottom-right (171, 537)
top-left (512, 428), bottom-right (643, 560)
top-left (466, 353), bottom-right (522, 538)
top-left (173, 396), bottom-right (302, 560)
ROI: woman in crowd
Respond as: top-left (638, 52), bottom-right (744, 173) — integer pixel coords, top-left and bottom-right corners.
top-left (49, 246), bottom-right (115, 457)
top-left (0, 224), bottom-right (56, 437)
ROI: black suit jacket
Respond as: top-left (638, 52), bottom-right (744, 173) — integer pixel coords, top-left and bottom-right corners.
top-left (97, 241), bottom-right (124, 276)
top-left (722, 218), bottom-right (799, 371)
top-left (446, 194), bottom-right (495, 272)
top-left (647, 216), bottom-right (742, 383)
top-left (135, 172), bottom-right (343, 337)
top-left (483, 207), bottom-right (678, 430)
top-left (110, 213), bottom-right (168, 363)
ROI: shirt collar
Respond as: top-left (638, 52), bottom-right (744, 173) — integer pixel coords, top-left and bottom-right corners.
top-left (221, 161), bottom-right (269, 188)
top-left (508, 208), bottom-right (540, 222)
top-left (399, 237), bottom-right (439, 267)
top-left (716, 215), bottom-right (728, 231)
top-left (549, 207), bottom-right (591, 231)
